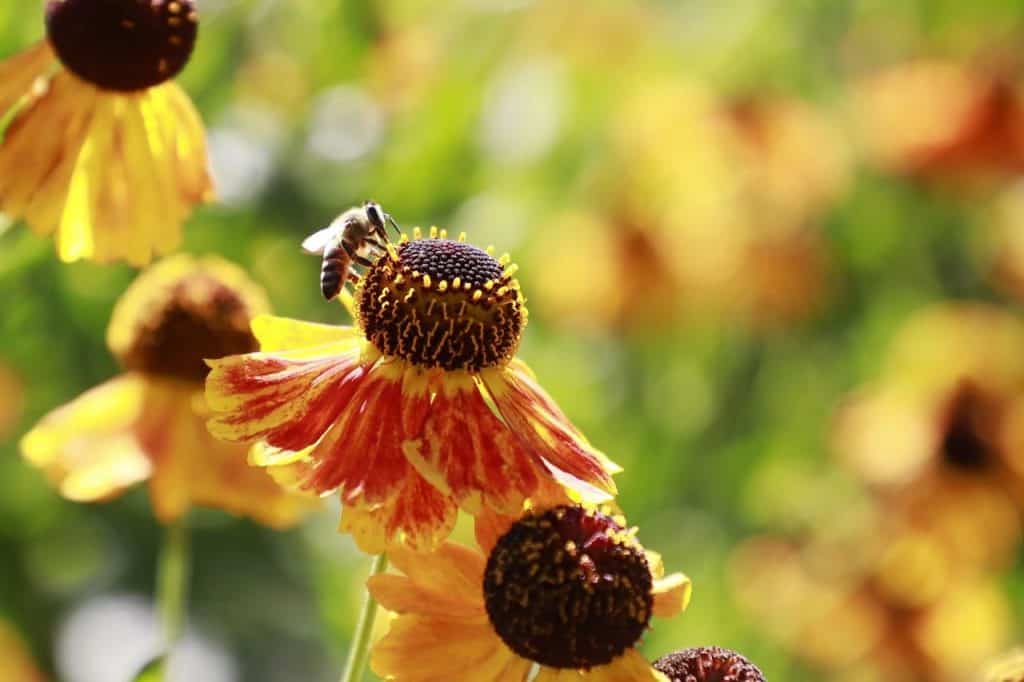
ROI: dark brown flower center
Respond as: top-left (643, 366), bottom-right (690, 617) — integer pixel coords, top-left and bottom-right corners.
top-left (941, 385), bottom-right (998, 472)
top-left (46, 0), bottom-right (199, 92)
top-left (113, 272), bottom-right (260, 382)
top-left (482, 506), bottom-right (653, 670)
top-left (653, 647), bottom-right (766, 682)
top-left (357, 236), bottom-right (525, 372)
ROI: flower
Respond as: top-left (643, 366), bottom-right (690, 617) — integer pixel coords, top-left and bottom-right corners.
top-left (526, 84), bottom-right (846, 332)
top-left (0, 620), bottom-right (46, 682)
top-left (834, 304), bottom-right (1024, 565)
top-left (0, 0), bottom-right (213, 265)
top-left (368, 505), bottom-right (691, 681)
top-left (652, 647), bottom-right (765, 682)
top-left (21, 254), bottom-right (314, 527)
top-left (730, 527), bottom-right (1014, 681)
top-left (205, 228), bottom-right (621, 553)
top-left (850, 59), bottom-right (1024, 185)
top-left (983, 648), bottom-right (1024, 682)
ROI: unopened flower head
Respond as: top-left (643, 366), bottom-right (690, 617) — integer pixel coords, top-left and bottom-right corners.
top-left (205, 229), bottom-right (620, 553)
top-left (653, 646), bottom-right (766, 682)
top-left (46, 0), bottom-right (198, 92)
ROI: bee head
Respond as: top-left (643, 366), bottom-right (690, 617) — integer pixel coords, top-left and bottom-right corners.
top-left (364, 201), bottom-right (386, 232)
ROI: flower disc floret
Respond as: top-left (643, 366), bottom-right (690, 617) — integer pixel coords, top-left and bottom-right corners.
top-left (357, 235), bottom-right (525, 372)
top-left (483, 505), bottom-right (654, 669)
top-left (653, 646), bottom-right (766, 682)
top-left (109, 257), bottom-right (267, 382)
top-left (46, 0), bottom-right (199, 92)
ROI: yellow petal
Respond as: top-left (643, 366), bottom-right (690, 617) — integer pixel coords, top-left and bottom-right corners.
top-left (20, 374), bottom-right (151, 502)
top-left (371, 615), bottom-right (519, 682)
top-left (0, 41), bottom-right (56, 123)
top-left (535, 649), bottom-right (668, 682)
top-left (250, 314), bottom-right (358, 352)
top-left (651, 572), bottom-right (693, 619)
top-left (366, 574), bottom-right (485, 621)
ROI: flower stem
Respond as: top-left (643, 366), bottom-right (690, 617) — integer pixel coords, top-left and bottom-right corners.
top-left (339, 553), bottom-right (389, 682)
top-left (157, 517), bottom-right (191, 648)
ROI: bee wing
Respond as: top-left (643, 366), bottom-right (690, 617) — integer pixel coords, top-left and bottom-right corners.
top-left (301, 226), bottom-right (336, 254)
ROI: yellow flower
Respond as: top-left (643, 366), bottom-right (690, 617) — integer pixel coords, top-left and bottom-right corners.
top-left (834, 304), bottom-right (1024, 565)
top-left (368, 505), bottom-right (691, 682)
top-left (205, 229), bottom-right (621, 553)
top-left (0, 0), bottom-right (213, 265)
top-left (730, 527), bottom-right (1014, 680)
top-left (851, 59), bottom-right (1024, 185)
top-left (0, 620), bottom-right (46, 682)
top-left (527, 84), bottom-right (846, 332)
top-left (21, 254), bottom-right (314, 527)
top-left (983, 648), bottom-right (1024, 682)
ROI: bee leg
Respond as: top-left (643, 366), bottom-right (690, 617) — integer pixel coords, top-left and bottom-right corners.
top-left (347, 265), bottom-right (361, 282)
top-left (387, 215), bottom-right (401, 236)
top-left (341, 241), bottom-right (375, 267)
top-left (366, 236), bottom-right (387, 250)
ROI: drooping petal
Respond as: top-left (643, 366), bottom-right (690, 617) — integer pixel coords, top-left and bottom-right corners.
top-left (250, 314), bottom-right (358, 353)
top-left (387, 542), bottom-right (487, 603)
top-left (368, 543), bottom-right (486, 620)
top-left (205, 344), bottom-right (363, 452)
top-left (0, 71), bottom-right (97, 236)
top-left (307, 365), bottom-right (428, 498)
top-left (142, 381), bottom-right (316, 526)
top-left (535, 649), bottom-right (668, 682)
top-left (20, 375), bottom-right (151, 502)
top-left (0, 72), bottom-right (211, 265)
top-left (338, 474), bottom-right (457, 554)
top-left (370, 614), bottom-right (527, 682)
top-left (0, 41), bottom-right (56, 121)
top-left (404, 373), bottom-right (545, 516)
top-left (651, 572), bottom-right (693, 619)
top-left (482, 363), bottom-right (618, 496)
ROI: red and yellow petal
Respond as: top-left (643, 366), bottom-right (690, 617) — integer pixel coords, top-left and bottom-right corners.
top-left (481, 363), bottom-right (618, 497)
top-left (404, 373), bottom-right (545, 516)
top-left (371, 615), bottom-right (528, 682)
top-left (20, 375), bottom-right (152, 502)
top-left (339, 475), bottom-right (457, 554)
top-left (306, 366), bottom-right (427, 498)
top-left (205, 345), bottom-right (363, 452)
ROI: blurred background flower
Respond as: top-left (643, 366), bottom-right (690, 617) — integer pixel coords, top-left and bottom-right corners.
top-left (2, 1), bottom-right (1024, 681)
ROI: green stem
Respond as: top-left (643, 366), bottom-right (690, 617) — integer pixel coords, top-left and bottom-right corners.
top-left (157, 518), bottom-right (191, 649)
top-left (339, 553), bottom-right (389, 682)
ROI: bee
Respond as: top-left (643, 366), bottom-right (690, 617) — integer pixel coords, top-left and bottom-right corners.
top-left (301, 201), bottom-right (400, 300)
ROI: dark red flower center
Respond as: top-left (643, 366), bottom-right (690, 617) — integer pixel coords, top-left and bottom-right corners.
top-left (46, 0), bottom-right (199, 92)
top-left (653, 647), bottom-right (766, 682)
top-left (114, 274), bottom-right (258, 382)
top-left (941, 385), bottom-right (999, 472)
top-left (357, 237), bottom-right (525, 372)
top-left (482, 506), bottom-right (653, 670)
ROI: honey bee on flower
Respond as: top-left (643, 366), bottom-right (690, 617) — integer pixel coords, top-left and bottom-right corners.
top-left (205, 227), bottom-right (621, 553)
top-left (0, 0), bottom-right (213, 265)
